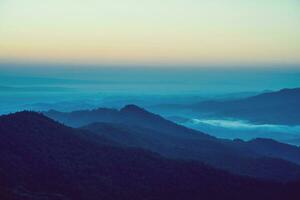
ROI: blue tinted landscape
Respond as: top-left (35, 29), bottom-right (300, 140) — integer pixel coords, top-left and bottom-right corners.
top-left (1, 1), bottom-right (300, 199)
top-left (1, 63), bottom-right (300, 146)
top-left (2, 69), bottom-right (300, 200)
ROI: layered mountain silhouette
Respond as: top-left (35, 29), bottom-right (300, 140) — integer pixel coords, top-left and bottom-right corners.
top-left (154, 88), bottom-right (300, 125)
top-left (2, 111), bottom-right (300, 200)
top-left (45, 105), bottom-right (300, 181)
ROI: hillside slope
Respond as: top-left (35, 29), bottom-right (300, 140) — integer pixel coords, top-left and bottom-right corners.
top-left (2, 112), bottom-right (299, 200)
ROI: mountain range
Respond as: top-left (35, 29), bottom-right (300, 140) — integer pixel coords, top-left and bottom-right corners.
top-left (153, 88), bottom-right (300, 125)
top-left (45, 105), bottom-right (300, 181)
top-left (2, 111), bottom-right (300, 199)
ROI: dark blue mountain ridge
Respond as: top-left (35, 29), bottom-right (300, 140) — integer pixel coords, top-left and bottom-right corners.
top-left (44, 105), bottom-right (300, 181)
top-left (153, 87), bottom-right (300, 125)
top-left (2, 111), bottom-right (300, 200)
top-left (45, 104), bottom-right (214, 140)
top-left (82, 121), bottom-right (300, 181)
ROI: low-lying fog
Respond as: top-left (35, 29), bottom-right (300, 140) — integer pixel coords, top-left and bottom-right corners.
top-left (178, 118), bottom-right (300, 146)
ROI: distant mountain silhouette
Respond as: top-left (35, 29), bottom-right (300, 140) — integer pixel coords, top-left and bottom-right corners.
top-left (154, 88), bottom-right (300, 125)
top-left (45, 104), bottom-right (213, 139)
top-left (242, 138), bottom-right (300, 162)
top-left (2, 111), bottom-right (299, 200)
top-left (45, 107), bottom-right (120, 127)
top-left (45, 105), bottom-right (300, 181)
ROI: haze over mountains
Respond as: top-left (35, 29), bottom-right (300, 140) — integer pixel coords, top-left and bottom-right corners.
top-left (150, 88), bottom-right (300, 145)
top-left (154, 88), bottom-right (300, 125)
top-left (1, 65), bottom-right (300, 114)
top-left (1, 0), bottom-right (300, 197)
top-left (1, 70), bottom-right (300, 199)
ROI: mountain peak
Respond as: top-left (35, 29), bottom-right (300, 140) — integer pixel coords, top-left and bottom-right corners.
top-left (0, 111), bottom-right (64, 132)
top-left (278, 87), bottom-right (300, 94)
top-left (0, 111), bottom-right (45, 121)
top-left (120, 104), bottom-right (146, 113)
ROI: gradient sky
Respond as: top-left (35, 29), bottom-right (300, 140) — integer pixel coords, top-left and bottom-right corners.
top-left (0, 0), bottom-right (300, 65)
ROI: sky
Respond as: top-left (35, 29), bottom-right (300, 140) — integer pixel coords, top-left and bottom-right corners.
top-left (0, 0), bottom-right (300, 65)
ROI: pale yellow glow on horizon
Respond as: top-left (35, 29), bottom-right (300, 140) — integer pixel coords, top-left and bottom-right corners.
top-left (0, 0), bottom-right (300, 65)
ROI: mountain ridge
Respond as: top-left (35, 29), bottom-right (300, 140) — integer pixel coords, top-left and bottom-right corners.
top-left (2, 111), bottom-right (299, 200)
top-left (153, 88), bottom-right (300, 125)
top-left (43, 104), bottom-right (300, 181)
